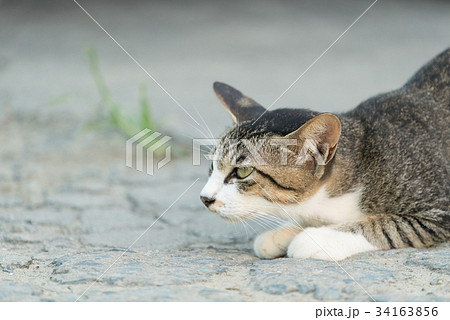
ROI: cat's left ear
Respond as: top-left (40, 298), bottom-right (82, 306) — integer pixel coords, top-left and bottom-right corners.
top-left (213, 82), bottom-right (266, 123)
top-left (286, 113), bottom-right (341, 168)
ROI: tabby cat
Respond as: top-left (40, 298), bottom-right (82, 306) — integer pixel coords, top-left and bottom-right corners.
top-left (200, 48), bottom-right (449, 260)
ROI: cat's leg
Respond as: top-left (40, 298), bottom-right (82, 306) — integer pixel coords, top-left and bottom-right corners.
top-left (287, 213), bottom-right (449, 260)
top-left (254, 224), bottom-right (302, 259)
top-left (287, 226), bottom-right (377, 261)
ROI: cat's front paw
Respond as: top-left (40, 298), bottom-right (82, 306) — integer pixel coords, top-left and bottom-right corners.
top-left (254, 231), bottom-right (286, 259)
top-left (287, 227), bottom-right (377, 261)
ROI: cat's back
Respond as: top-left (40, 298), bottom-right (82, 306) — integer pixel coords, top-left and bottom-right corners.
top-left (341, 49), bottom-right (449, 215)
top-left (346, 48), bottom-right (449, 130)
top-left (404, 47), bottom-right (450, 101)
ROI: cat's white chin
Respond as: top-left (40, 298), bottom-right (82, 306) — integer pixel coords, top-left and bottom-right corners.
top-left (211, 206), bottom-right (250, 222)
top-left (287, 227), bottom-right (378, 261)
top-left (216, 213), bottom-right (246, 223)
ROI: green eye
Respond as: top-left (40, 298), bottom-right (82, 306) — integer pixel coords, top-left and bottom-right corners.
top-left (236, 167), bottom-right (254, 179)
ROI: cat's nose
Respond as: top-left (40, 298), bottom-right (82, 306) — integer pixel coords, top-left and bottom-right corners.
top-left (200, 195), bottom-right (215, 207)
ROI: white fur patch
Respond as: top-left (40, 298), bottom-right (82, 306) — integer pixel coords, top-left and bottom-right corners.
top-left (287, 227), bottom-right (378, 260)
top-left (282, 186), bottom-right (364, 225)
top-left (200, 163), bottom-right (225, 200)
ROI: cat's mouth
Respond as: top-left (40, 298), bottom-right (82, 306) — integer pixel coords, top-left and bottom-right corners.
top-left (216, 213), bottom-right (248, 223)
top-left (205, 200), bottom-right (224, 212)
top-left (211, 207), bottom-right (252, 223)
top-left (204, 201), bottom-right (250, 222)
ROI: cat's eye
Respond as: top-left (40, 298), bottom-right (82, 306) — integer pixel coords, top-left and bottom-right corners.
top-left (236, 167), bottom-right (254, 179)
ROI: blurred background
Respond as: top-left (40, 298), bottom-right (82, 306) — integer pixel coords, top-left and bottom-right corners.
top-left (0, 0), bottom-right (449, 301)
top-left (1, 0), bottom-right (449, 138)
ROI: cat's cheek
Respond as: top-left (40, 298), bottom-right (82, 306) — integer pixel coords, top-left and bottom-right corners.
top-left (287, 227), bottom-right (378, 261)
top-left (214, 184), bottom-right (240, 207)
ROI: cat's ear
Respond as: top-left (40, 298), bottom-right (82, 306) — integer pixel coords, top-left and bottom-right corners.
top-left (213, 82), bottom-right (266, 123)
top-left (286, 113), bottom-right (341, 169)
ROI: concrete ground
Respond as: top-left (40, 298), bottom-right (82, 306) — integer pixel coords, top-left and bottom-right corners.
top-left (0, 0), bottom-right (449, 301)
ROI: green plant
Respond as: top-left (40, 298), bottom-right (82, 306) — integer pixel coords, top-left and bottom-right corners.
top-left (86, 47), bottom-right (156, 137)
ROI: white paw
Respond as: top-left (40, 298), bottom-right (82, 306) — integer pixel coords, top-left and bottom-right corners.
top-left (254, 231), bottom-right (286, 259)
top-left (287, 227), bottom-right (377, 261)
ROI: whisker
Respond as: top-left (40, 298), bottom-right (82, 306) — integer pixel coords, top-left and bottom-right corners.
top-left (193, 106), bottom-right (216, 142)
top-left (242, 219), bottom-right (257, 235)
top-left (244, 208), bottom-right (288, 224)
top-left (250, 213), bottom-right (283, 228)
top-left (238, 219), bottom-right (250, 241)
top-left (183, 120), bottom-right (214, 144)
top-left (252, 215), bottom-right (298, 233)
top-left (251, 217), bottom-right (276, 232)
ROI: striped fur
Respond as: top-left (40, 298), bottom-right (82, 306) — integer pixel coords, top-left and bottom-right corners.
top-left (336, 213), bottom-right (450, 250)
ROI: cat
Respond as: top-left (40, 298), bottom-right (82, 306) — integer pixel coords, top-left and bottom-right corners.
top-left (200, 48), bottom-right (449, 261)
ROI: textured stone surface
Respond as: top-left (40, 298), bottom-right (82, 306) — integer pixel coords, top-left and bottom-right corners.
top-left (0, 0), bottom-right (449, 302)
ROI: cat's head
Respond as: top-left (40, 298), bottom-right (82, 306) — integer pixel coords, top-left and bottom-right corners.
top-left (200, 82), bottom-right (341, 221)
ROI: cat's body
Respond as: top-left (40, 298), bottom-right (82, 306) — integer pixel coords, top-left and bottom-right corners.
top-left (200, 48), bottom-right (450, 260)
